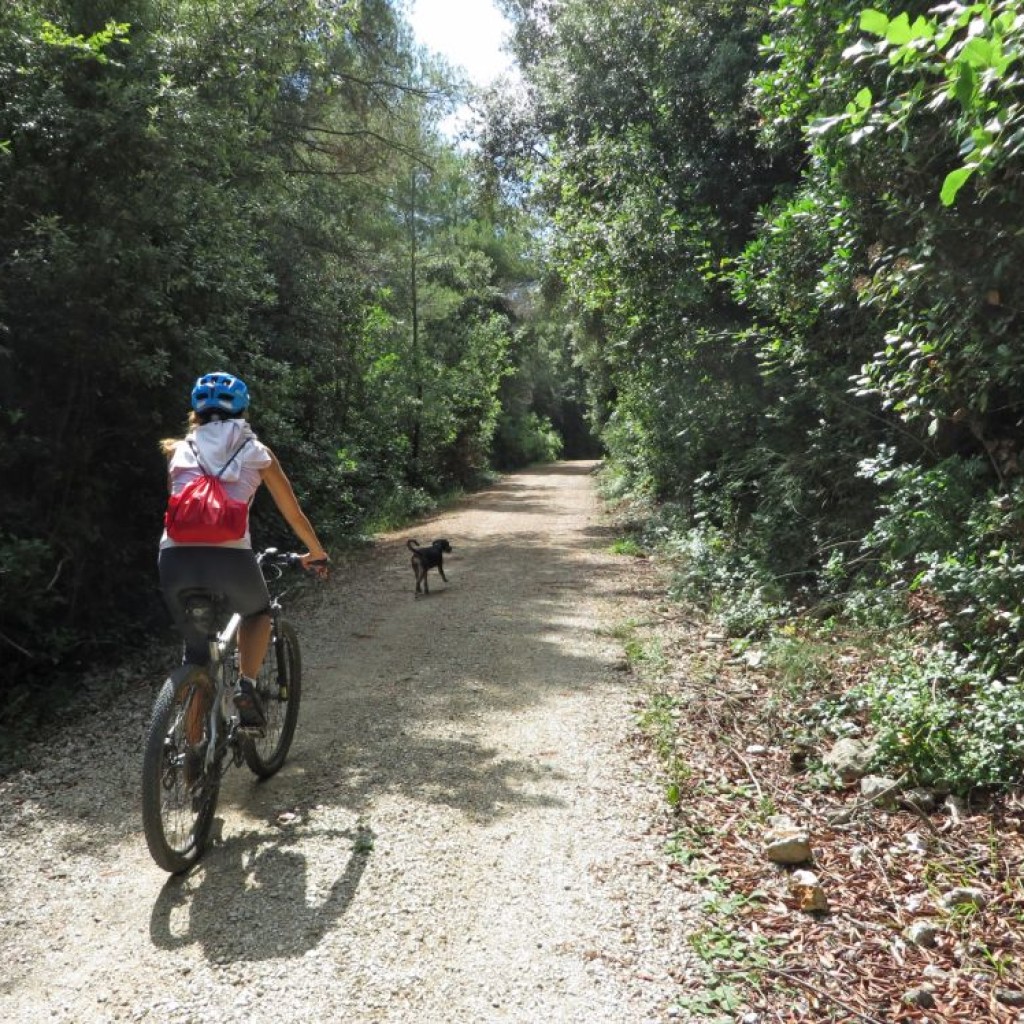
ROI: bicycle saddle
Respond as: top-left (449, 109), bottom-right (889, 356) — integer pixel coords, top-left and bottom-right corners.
top-left (179, 589), bottom-right (228, 636)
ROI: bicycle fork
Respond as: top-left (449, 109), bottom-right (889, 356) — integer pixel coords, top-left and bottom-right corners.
top-left (271, 614), bottom-right (289, 701)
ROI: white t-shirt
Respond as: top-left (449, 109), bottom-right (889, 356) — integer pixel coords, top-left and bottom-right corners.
top-left (159, 419), bottom-right (273, 550)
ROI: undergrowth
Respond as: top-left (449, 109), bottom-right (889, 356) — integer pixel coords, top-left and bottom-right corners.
top-left (606, 482), bottom-right (1024, 793)
top-left (610, 502), bottom-right (1024, 1021)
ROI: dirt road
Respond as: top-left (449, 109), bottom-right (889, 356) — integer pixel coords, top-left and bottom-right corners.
top-left (0, 463), bottom-right (698, 1023)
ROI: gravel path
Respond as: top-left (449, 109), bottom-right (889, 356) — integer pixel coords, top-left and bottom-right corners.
top-left (0, 462), bottom-right (700, 1023)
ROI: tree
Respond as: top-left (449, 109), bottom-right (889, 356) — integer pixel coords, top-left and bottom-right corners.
top-left (0, 0), bottom-right (450, 696)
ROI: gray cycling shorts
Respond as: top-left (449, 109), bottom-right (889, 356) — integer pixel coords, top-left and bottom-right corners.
top-left (158, 546), bottom-right (271, 663)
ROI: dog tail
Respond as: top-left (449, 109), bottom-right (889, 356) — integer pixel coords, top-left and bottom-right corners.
top-left (406, 538), bottom-right (420, 551)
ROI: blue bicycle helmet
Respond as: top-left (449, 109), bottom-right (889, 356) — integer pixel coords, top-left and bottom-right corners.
top-left (191, 371), bottom-right (250, 415)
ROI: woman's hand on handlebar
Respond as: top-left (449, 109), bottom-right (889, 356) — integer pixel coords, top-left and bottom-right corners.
top-left (300, 552), bottom-right (330, 579)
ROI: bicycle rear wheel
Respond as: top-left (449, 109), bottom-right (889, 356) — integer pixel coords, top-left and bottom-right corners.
top-left (141, 665), bottom-right (221, 873)
top-left (243, 618), bottom-right (301, 778)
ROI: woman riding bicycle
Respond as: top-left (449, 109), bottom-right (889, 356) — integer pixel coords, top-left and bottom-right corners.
top-left (158, 371), bottom-right (329, 728)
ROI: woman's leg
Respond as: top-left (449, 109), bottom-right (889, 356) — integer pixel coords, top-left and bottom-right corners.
top-left (216, 549), bottom-right (273, 727)
top-left (237, 612), bottom-right (272, 678)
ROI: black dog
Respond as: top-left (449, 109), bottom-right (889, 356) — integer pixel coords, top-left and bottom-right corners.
top-left (407, 538), bottom-right (453, 595)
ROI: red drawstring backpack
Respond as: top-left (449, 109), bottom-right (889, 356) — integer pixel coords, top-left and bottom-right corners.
top-left (164, 438), bottom-right (252, 544)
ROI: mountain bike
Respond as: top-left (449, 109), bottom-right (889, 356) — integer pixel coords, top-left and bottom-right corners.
top-left (142, 549), bottom-right (307, 874)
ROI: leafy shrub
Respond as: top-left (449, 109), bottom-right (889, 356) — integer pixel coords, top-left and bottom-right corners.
top-left (665, 523), bottom-right (790, 638)
top-left (859, 450), bottom-right (991, 566)
top-left (850, 648), bottom-right (1024, 791)
top-left (0, 533), bottom-right (74, 670)
top-left (860, 449), bottom-right (1024, 673)
top-left (609, 537), bottom-right (645, 556)
top-left (360, 483), bottom-right (437, 534)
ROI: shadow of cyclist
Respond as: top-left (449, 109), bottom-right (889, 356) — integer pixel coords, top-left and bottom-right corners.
top-left (149, 816), bottom-right (373, 962)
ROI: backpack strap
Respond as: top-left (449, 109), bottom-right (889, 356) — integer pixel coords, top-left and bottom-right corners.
top-left (186, 437), bottom-right (252, 478)
top-left (185, 439), bottom-right (208, 475)
top-left (214, 437), bottom-right (252, 478)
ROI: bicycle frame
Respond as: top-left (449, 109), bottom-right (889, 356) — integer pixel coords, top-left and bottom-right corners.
top-left (201, 610), bottom-right (243, 771)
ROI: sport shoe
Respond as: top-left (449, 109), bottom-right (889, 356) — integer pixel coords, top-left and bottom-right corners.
top-left (233, 676), bottom-right (266, 730)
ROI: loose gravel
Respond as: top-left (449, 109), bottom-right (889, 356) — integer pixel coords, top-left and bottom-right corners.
top-left (0, 462), bottom-right (702, 1023)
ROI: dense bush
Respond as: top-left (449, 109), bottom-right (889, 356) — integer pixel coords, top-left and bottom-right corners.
top-left (493, 411), bottom-right (564, 468)
top-left (850, 648), bottom-right (1024, 791)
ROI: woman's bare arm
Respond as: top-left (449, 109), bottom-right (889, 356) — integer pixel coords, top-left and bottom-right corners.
top-left (260, 450), bottom-right (329, 571)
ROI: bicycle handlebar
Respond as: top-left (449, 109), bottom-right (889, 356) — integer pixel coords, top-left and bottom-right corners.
top-left (257, 548), bottom-right (329, 584)
top-left (257, 548), bottom-right (304, 568)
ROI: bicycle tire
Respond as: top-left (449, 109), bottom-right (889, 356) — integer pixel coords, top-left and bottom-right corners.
top-left (242, 618), bottom-right (302, 778)
top-left (141, 665), bottom-right (221, 873)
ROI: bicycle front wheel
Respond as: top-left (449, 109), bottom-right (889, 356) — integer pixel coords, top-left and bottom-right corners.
top-left (141, 665), bottom-right (221, 873)
top-left (243, 618), bottom-right (302, 778)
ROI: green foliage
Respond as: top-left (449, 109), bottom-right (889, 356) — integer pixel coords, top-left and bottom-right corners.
top-left (36, 17), bottom-right (130, 60)
top-left (501, 0), bottom-right (788, 498)
top-left (608, 537), bottom-right (644, 557)
top-left (849, 2), bottom-right (1024, 206)
top-left (666, 522), bottom-right (791, 639)
top-left (0, 534), bottom-right (74, 666)
top-left (859, 449), bottom-right (991, 562)
top-left (493, 410), bottom-right (563, 467)
top-left (852, 648), bottom-right (1024, 790)
top-left (636, 691), bottom-right (690, 806)
top-left (861, 450), bottom-right (1024, 671)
